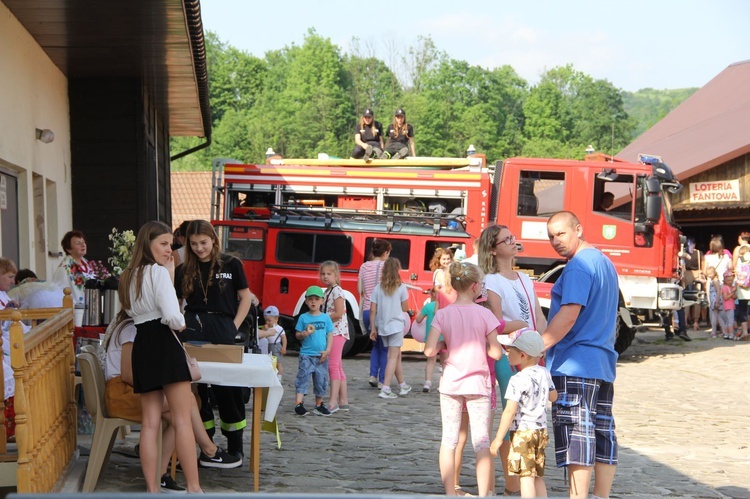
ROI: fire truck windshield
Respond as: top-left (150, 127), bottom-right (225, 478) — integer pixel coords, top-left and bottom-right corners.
top-left (661, 186), bottom-right (676, 225)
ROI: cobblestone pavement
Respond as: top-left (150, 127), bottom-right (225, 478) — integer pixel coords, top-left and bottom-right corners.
top-left (79, 327), bottom-right (750, 497)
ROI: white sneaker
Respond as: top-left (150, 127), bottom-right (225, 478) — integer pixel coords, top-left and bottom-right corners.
top-left (398, 384), bottom-right (412, 396)
top-left (423, 380), bottom-right (432, 393)
top-left (379, 389), bottom-right (397, 399)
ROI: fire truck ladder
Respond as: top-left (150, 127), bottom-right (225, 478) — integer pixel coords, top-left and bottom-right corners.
top-left (211, 157), bottom-right (241, 222)
top-left (268, 205), bottom-right (469, 236)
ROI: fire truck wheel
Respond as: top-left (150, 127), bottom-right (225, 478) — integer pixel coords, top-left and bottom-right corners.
top-left (614, 315), bottom-right (635, 354)
top-left (341, 317), bottom-right (358, 357)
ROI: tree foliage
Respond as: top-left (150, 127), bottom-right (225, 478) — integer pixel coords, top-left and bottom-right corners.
top-left (170, 32), bottom-right (693, 170)
top-left (623, 87), bottom-right (698, 138)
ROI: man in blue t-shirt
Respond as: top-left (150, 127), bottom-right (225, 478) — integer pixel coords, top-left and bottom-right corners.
top-left (542, 211), bottom-right (618, 499)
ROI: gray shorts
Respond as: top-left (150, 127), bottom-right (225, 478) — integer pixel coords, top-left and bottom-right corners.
top-left (380, 333), bottom-right (403, 347)
top-left (270, 342), bottom-right (283, 356)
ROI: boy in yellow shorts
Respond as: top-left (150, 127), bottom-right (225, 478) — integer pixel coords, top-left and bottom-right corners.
top-left (490, 328), bottom-right (557, 498)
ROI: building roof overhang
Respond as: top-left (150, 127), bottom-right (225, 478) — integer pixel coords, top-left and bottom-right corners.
top-left (4, 0), bottom-right (210, 138)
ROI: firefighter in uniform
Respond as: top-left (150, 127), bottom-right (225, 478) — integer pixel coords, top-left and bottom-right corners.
top-left (175, 220), bottom-right (259, 460)
top-left (383, 108), bottom-right (415, 159)
top-left (351, 108), bottom-right (384, 160)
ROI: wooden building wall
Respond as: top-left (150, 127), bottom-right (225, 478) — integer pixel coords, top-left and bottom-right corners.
top-left (673, 152), bottom-right (750, 250)
top-left (674, 152), bottom-right (750, 205)
top-left (69, 78), bottom-right (172, 262)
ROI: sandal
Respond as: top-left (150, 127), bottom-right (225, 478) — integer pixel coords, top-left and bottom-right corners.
top-left (503, 488), bottom-right (521, 496)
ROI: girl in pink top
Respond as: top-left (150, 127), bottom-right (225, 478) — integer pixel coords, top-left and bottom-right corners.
top-left (721, 270), bottom-right (737, 339)
top-left (425, 262), bottom-right (504, 497)
top-left (320, 261), bottom-right (350, 412)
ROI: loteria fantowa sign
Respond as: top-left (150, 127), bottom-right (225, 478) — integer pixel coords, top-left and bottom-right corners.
top-left (689, 180), bottom-right (740, 203)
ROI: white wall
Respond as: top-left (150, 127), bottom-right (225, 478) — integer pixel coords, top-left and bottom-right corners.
top-left (0, 1), bottom-right (72, 279)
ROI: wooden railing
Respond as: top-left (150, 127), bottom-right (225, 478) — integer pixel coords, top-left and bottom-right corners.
top-left (0, 289), bottom-right (76, 492)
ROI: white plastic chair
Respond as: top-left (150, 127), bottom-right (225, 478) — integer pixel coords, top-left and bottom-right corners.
top-left (77, 352), bottom-right (162, 492)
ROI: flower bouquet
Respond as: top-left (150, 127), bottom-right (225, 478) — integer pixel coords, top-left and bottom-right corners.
top-left (108, 227), bottom-right (136, 276)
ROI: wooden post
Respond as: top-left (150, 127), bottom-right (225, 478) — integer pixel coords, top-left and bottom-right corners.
top-left (10, 310), bottom-right (30, 491)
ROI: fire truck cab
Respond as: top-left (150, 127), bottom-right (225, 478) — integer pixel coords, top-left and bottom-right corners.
top-left (496, 154), bottom-right (684, 352)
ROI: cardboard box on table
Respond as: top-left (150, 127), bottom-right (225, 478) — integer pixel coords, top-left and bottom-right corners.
top-left (184, 343), bottom-right (244, 363)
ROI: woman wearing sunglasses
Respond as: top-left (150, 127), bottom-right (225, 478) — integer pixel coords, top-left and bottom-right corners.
top-left (477, 224), bottom-right (547, 496)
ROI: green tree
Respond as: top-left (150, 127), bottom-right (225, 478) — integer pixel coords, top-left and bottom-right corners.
top-left (171, 31), bottom-right (267, 170)
top-left (522, 65), bottom-right (635, 158)
top-left (623, 87), bottom-right (697, 137)
top-left (247, 29), bottom-right (353, 159)
top-left (416, 59), bottom-right (527, 160)
top-left (205, 31), bottom-right (267, 124)
top-left (343, 38), bottom-right (402, 117)
top-left (402, 35), bottom-right (442, 92)
top-left (172, 33), bottom-right (682, 171)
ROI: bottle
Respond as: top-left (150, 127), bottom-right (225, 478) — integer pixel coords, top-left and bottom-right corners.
top-left (74, 296), bottom-right (85, 328)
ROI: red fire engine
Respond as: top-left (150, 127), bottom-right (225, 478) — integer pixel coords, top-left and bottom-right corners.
top-left (210, 153), bottom-right (683, 355)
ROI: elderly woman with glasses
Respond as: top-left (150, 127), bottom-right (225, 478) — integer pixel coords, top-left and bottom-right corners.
top-left (52, 230), bottom-right (90, 304)
top-left (477, 224), bottom-right (547, 496)
top-left (351, 108), bottom-right (384, 161)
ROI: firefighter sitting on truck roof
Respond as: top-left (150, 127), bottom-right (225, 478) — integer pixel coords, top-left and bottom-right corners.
top-left (351, 108), bottom-right (384, 161)
top-left (382, 108), bottom-right (415, 159)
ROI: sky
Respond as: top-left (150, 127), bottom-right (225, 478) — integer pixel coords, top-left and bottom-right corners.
top-left (200, 0), bottom-right (749, 92)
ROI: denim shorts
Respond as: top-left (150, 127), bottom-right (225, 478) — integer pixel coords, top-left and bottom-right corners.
top-left (295, 354), bottom-right (329, 397)
top-left (551, 376), bottom-right (618, 467)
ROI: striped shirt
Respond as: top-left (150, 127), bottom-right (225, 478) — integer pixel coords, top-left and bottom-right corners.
top-left (358, 259), bottom-right (385, 310)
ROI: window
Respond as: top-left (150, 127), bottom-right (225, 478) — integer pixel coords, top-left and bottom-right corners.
top-left (594, 174), bottom-right (634, 221)
top-left (216, 225), bottom-right (264, 261)
top-left (517, 171), bottom-right (565, 217)
top-left (364, 238), bottom-right (410, 269)
top-left (424, 241), bottom-right (455, 271)
top-left (226, 238), bottom-right (264, 261)
top-left (277, 232), bottom-right (352, 265)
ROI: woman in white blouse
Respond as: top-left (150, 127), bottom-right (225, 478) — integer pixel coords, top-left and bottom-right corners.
top-left (118, 221), bottom-right (203, 493)
top-left (478, 224), bottom-right (547, 496)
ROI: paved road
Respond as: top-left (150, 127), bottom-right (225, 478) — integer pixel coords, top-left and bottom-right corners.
top-left (79, 327), bottom-right (750, 497)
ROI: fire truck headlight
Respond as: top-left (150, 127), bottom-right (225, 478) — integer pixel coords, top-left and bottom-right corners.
top-left (660, 288), bottom-right (679, 302)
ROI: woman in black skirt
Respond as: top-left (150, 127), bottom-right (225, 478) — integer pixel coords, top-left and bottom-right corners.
top-left (118, 221), bottom-right (203, 493)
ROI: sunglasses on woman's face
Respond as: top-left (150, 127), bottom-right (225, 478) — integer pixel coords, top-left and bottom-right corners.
top-left (495, 234), bottom-right (516, 246)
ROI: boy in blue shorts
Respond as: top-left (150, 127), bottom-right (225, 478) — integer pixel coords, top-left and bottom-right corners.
top-left (294, 286), bottom-right (334, 416)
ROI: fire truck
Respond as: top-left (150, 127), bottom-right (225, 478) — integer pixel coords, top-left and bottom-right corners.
top-left (210, 153), bottom-right (684, 355)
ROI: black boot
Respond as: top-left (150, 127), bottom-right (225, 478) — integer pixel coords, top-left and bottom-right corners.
top-left (224, 429), bottom-right (244, 460)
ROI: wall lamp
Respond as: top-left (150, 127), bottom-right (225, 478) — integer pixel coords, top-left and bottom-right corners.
top-left (35, 128), bottom-right (55, 144)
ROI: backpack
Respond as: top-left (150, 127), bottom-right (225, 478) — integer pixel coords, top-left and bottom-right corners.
top-left (737, 260), bottom-right (750, 288)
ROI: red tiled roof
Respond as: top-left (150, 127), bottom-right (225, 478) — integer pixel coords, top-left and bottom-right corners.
top-left (618, 60), bottom-right (750, 179)
top-left (171, 171), bottom-right (213, 230)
